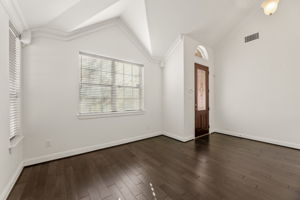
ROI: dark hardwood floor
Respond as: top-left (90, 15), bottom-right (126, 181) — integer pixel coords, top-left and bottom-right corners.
top-left (8, 133), bottom-right (300, 200)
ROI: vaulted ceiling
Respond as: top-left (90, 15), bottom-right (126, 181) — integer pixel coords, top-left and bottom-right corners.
top-left (5, 0), bottom-right (260, 58)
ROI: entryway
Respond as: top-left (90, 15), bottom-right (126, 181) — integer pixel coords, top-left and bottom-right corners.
top-left (195, 63), bottom-right (209, 138)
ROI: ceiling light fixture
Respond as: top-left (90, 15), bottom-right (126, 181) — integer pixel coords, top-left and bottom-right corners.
top-left (261, 0), bottom-right (280, 16)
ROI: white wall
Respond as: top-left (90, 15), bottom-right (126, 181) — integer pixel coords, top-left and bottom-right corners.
top-left (162, 37), bottom-right (185, 140)
top-left (214, 0), bottom-right (300, 148)
top-left (22, 24), bottom-right (162, 164)
top-left (162, 35), bottom-right (215, 141)
top-left (183, 36), bottom-right (215, 139)
top-left (0, 4), bottom-right (23, 200)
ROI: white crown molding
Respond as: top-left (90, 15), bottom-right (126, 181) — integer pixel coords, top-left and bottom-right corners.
top-left (31, 17), bottom-right (160, 64)
top-left (31, 18), bottom-right (118, 41)
top-left (0, 0), bottom-right (28, 32)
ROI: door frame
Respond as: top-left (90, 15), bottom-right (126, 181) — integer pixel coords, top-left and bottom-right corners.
top-left (194, 63), bottom-right (209, 137)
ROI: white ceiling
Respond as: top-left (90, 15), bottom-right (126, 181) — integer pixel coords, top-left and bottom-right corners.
top-left (145, 0), bottom-right (259, 57)
top-left (14, 0), bottom-right (259, 58)
top-left (47, 0), bottom-right (119, 31)
top-left (15, 0), bottom-right (80, 28)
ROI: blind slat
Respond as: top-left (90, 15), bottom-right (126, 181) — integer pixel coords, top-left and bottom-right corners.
top-left (9, 23), bottom-right (21, 139)
top-left (79, 53), bottom-right (144, 115)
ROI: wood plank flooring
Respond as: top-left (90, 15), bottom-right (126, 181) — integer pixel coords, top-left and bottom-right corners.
top-left (8, 133), bottom-right (300, 200)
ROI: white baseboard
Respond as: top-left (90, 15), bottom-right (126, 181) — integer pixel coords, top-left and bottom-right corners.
top-left (0, 162), bottom-right (24, 200)
top-left (214, 129), bottom-right (300, 150)
top-left (23, 131), bottom-right (162, 166)
top-left (162, 131), bottom-right (194, 142)
top-left (23, 130), bottom-right (196, 167)
top-left (1, 130), bottom-right (194, 199)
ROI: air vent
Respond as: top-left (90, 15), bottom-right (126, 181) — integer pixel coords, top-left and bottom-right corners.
top-left (245, 33), bottom-right (259, 43)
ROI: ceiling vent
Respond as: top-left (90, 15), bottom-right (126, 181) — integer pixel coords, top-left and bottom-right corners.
top-left (245, 33), bottom-right (259, 43)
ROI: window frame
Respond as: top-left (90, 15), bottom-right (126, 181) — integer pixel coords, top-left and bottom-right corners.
top-left (8, 22), bottom-right (24, 148)
top-left (77, 52), bottom-right (145, 119)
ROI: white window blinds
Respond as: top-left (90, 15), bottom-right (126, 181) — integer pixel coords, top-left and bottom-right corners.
top-left (79, 52), bottom-right (144, 115)
top-left (9, 22), bottom-right (21, 139)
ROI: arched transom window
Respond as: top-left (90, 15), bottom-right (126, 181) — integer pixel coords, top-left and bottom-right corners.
top-left (195, 45), bottom-right (208, 60)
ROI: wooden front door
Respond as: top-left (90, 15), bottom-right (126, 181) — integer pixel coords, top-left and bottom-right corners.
top-left (195, 63), bottom-right (209, 137)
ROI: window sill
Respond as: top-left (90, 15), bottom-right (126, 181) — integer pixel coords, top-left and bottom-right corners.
top-left (9, 135), bottom-right (24, 150)
top-left (77, 110), bottom-right (146, 119)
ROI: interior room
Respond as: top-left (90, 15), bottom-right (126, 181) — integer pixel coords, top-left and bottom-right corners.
top-left (1, 0), bottom-right (300, 199)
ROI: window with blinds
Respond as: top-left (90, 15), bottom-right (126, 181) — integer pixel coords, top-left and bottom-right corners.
top-left (9, 22), bottom-right (21, 139)
top-left (79, 52), bottom-right (144, 116)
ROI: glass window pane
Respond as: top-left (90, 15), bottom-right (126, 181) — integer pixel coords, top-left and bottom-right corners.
top-left (81, 68), bottom-right (101, 84)
top-left (102, 98), bottom-right (112, 112)
top-left (133, 88), bottom-right (139, 98)
top-left (101, 60), bottom-right (112, 72)
top-left (80, 85), bottom-right (100, 98)
top-left (124, 75), bottom-right (132, 86)
top-left (101, 72), bottom-right (112, 85)
top-left (197, 69), bottom-right (206, 111)
top-left (124, 64), bottom-right (132, 75)
top-left (80, 85), bottom-right (111, 98)
top-left (101, 86), bottom-right (112, 99)
top-left (116, 87), bottom-right (124, 99)
top-left (116, 74), bottom-right (124, 86)
top-left (132, 65), bottom-right (139, 76)
top-left (124, 88), bottom-right (133, 98)
top-left (115, 62), bottom-right (123, 74)
top-left (80, 98), bottom-right (102, 113)
top-left (124, 99), bottom-right (134, 110)
top-left (79, 54), bottom-right (143, 114)
top-left (116, 99), bottom-right (124, 111)
top-left (82, 56), bottom-right (101, 70)
top-left (132, 75), bottom-right (140, 87)
top-left (133, 99), bottom-right (139, 110)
